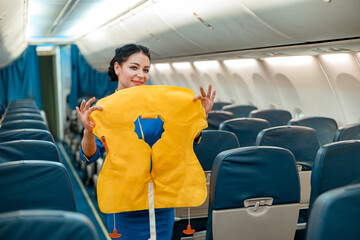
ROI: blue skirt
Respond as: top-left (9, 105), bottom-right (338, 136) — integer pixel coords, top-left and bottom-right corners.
top-left (107, 208), bottom-right (175, 240)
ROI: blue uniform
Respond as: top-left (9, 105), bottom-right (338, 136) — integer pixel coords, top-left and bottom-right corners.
top-left (80, 116), bottom-right (175, 240)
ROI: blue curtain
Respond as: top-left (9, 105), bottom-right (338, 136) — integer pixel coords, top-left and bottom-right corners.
top-left (0, 45), bottom-right (42, 109)
top-left (68, 44), bottom-right (117, 109)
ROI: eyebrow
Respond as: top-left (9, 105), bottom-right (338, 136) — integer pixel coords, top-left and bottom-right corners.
top-left (130, 62), bottom-right (150, 68)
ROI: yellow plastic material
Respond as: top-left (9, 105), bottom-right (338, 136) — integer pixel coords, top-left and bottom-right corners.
top-left (90, 85), bottom-right (208, 213)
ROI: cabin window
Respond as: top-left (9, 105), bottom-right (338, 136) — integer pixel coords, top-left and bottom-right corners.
top-left (269, 104), bottom-right (276, 109)
top-left (294, 108), bottom-right (304, 119)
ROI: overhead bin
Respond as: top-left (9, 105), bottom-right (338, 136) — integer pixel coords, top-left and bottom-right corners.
top-left (75, 0), bottom-right (360, 70)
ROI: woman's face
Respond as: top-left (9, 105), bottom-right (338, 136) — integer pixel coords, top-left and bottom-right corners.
top-left (115, 52), bottom-right (151, 90)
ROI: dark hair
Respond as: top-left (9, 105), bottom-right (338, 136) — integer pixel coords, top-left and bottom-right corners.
top-left (108, 44), bottom-right (151, 82)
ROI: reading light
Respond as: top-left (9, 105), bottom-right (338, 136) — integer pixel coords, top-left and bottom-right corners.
top-left (172, 62), bottom-right (191, 69)
top-left (193, 60), bottom-right (219, 70)
top-left (264, 56), bottom-right (313, 65)
top-left (320, 53), bottom-right (351, 62)
top-left (223, 59), bottom-right (256, 68)
top-left (155, 63), bottom-right (171, 71)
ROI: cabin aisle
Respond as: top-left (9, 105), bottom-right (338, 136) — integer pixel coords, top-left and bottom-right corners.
top-left (57, 142), bottom-right (110, 240)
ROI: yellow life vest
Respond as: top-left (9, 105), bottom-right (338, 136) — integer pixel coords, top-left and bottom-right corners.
top-left (89, 85), bottom-right (208, 213)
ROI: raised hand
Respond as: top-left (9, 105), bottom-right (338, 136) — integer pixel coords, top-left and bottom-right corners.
top-left (193, 84), bottom-right (216, 117)
top-left (75, 97), bottom-right (103, 133)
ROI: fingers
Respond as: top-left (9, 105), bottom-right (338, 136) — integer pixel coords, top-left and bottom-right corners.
top-left (199, 86), bottom-right (206, 97)
top-left (79, 99), bottom-right (85, 112)
top-left (88, 105), bottom-right (103, 114)
top-left (75, 106), bottom-right (81, 117)
top-left (79, 97), bottom-right (97, 113)
top-left (84, 97), bottom-right (96, 110)
top-left (211, 89), bottom-right (216, 102)
top-left (193, 95), bottom-right (201, 102)
top-left (207, 84), bottom-right (212, 98)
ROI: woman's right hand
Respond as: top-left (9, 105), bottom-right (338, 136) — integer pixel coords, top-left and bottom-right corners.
top-left (75, 97), bottom-right (103, 133)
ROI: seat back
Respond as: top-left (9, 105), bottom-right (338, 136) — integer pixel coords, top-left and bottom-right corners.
top-left (0, 210), bottom-right (98, 240)
top-left (5, 107), bottom-right (41, 115)
top-left (249, 109), bottom-right (292, 127)
top-left (194, 130), bottom-right (240, 171)
top-left (289, 116), bottom-right (338, 146)
top-left (256, 126), bottom-right (321, 207)
top-left (0, 160), bottom-right (76, 212)
top-left (306, 184), bottom-right (360, 240)
top-left (174, 130), bottom-right (240, 229)
top-left (206, 111), bottom-right (235, 130)
top-left (0, 119), bottom-right (48, 131)
top-left (206, 146), bottom-right (300, 240)
top-left (219, 118), bottom-right (270, 147)
top-left (333, 123), bottom-right (360, 141)
top-left (0, 140), bottom-right (61, 163)
top-left (2, 113), bottom-right (44, 123)
top-left (309, 140), bottom-right (360, 210)
top-left (221, 104), bottom-right (258, 118)
top-left (0, 129), bottom-right (54, 143)
top-left (7, 99), bottom-right (38, 109)
top-left (255, 126), bottom-right (320, 170)
top-left (212, 102), bottom-right (232, 110)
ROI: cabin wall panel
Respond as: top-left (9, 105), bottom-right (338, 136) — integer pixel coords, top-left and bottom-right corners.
top-left (250, 73), bottom-right (280, 109)
top-left (318, 54), bottom-right (360, 125)
top-left (230, 73), bottom-right (254, 105)
top-left (150, 54), bottom-right (360, 126)
top-left (185, 65), bottom-right (210, 95)
top-left (263, 56), bottom-right (343, 122)
top-left (219, 59), bottom-right (280, 109)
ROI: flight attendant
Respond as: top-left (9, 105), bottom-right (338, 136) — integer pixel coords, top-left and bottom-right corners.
top-left (76, 43), bottom-right (216, 239)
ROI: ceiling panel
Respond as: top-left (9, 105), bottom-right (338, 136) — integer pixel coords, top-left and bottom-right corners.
top-left (241, 0), bottom-right (360, 41)
top-left (2, 0), bottom-right (360, 69)
top-left (0, 0), bottom-right (27, 68)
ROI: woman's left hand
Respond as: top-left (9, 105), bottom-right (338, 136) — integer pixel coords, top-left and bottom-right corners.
top-left (193, 84), bottom-right (216, 116)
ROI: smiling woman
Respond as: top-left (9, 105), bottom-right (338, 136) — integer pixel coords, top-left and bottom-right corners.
top-left (77, 44), bottom-right (175, 240)
top-left (109, 44), bottom-right (151, 89)
top-left (75, 43), bottom-right (215, 239)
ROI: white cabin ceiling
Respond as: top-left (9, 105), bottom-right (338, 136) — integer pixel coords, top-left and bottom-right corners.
top-left (0, 0), bottom-right (360, 70)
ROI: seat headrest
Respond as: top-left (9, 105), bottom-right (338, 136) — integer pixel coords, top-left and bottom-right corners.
top-left (256, 125), bottom-right (320, 170)
top-left (0, 210), bottom-right (97, 240)
top-left (289, 116), bottom-right (338, 145)
top-left (7, 99), bottom-right (37, 109)
top-left (207, 111), bottom-right (235, 130)
top-left (194, 130), bottom-right (240, 171)
top-left (5, 108), bottom-right (41, 115)
top-left (212, 102), bottom-right (232, 110)
top-left (2, 113), bottom-right (44, 123)
top-left (306, 183), bottom-right (360, 240)
top-left (249, 109), bottom-right (292, 127)
top-left (210, 146), bottom-right (300, 210)
top-left (1, 119), bottom-right (47, 131)
top-left (219, 118), bottom-right (270, 146)
top-left (0, 140), bottom-right (60, 163)
top-left (0, 129), bottom-right (54, 143)
top-left (0, 160), bottom-right (76, 213)
top-left (333, 123), bottom-right (360, 141)
top-left (221, 104), bottom-right (258, 117)
top-left (310, 140), bottom-right (360, 208)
